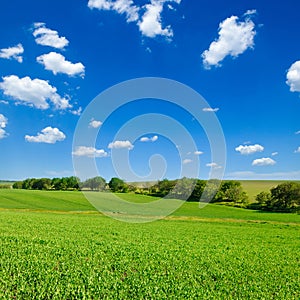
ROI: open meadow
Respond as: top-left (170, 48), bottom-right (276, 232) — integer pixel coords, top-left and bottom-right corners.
top-left (0, 189), bottom-right (299, 299)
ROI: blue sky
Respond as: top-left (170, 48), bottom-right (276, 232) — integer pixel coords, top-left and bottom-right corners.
top-left (0, 0), bottom-right (299, 181)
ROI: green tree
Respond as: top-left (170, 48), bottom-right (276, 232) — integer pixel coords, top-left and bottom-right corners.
top-left (213, 181), bottom-right (248, 204)
top-left (108, 177), bottom-right (127, 193)
top-left (269, 182), bottom-right (300, 211)
top-left (12, 181), bottom-right (23, 189)
top-left (189, 180), bottom-right (206, 201)
top-left (83, 176), bottom-right (106, 191)
top-left (255, 191), bottom-right (271, 206)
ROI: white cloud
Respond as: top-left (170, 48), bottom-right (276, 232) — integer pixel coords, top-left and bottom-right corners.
top-left (37, 52), bottom-right (85, 77)
top-left (140, 135), bottom-right (158, 142)
top-left (183, 159), bottom-right (192, 164)
top-left (0, 44), bottom-right (24, 63)
top-left (72, 146), bottom-right (108, 157)
top-left (194, 150), bottom-right (203, 155)
top-left (286, 61), bottom-right (300, 92)
top-left (244, 9), bottom-right (257, 17)
top-left (88, 0), bottom-right (180, 39)
top-left (138, 0), bottom-right (176, 38)
top-left (25, 127), bottom-right (66, 144)
top-left (252, 157), bottom-right (276, 166)
top-left (89, 119), bottom-right (102, 128)
top-left (295, 130), bottom-right (300, 135)
top-left (0, 75), bottom-right (71, 110)
top-left (271, 152), bottom-right (278, 156)
top-left (235, 144), bottom-right (264, 155)
top-left (0, 114), bottom-right (8, 128)
top-left (202, 107), bottom-right (219, 112)
top-left (206, 162), bottom-right (222, 169)
top-left (108, 140), bottom-right (134, 150)
top-left (33, 23), bottom-right (69, 49)
top-left (70, 107), bottom-right (82, 116)
top-left (0, 114), bottom-right (8, 139)
top-left (0, 128), bottom-right (7, 139)
top-left (202, 12), bottom-right (256, 69)
top-left (88, 0), bottom-right (139, 22)
top-left (295, 147), bottom-right (300, 153)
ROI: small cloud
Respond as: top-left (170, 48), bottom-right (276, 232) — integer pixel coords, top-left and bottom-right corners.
top-left (271, 152), bottom-right (278, 156)
top-left (295, 130), bottom-right (300, 135)
top-left (33, 23), bottom-right (69, 49)
top-left (252, 157), bottom-right (276, 166)
top-left (294, 147), bottom-right (300, 153)
top-left (70, 107), bottom-right (82, 116)
top-left (202, 107), bottom-right (219, 112)
top-left (89, 119), bottom-right (102, 128)
top-left (194, 150), bottom-right (203, 155)
top-left (25, 126), bottom-right (66, 144)
top-left (0, 44), bottom-right (24, 63)
top-left (140, 135), bottom-right (158, 142)
top-left (183, 159), bottom-right (192, 164)
top-left (235, 144), bottom-right (264, 155)
top-left (37, 52), bottom-right (85, 77)
top-left (0, 100), bottom-right (9, 105)
top-left (88, 0), bottom-right (139, 23)
top-left (206, 162), bottom-right (222, 169)
top-left (0, 75), bottom-right (71, 110)
top-left (202, 12), bottom-right (256, 69)
top-left (286, 61), bottom-right (300, 92)
top-left (244, 9), bottom-right (257, 17)
top-left (72, 146), bottom-right (108, 158)
top-left (0, 114), bottom-right (8, 139)
top-left (108, 140), bottom-right (134, 150)
top-left (0, 114), bottom-right (8, 128)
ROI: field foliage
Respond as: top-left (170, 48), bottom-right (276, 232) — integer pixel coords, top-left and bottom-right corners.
top-left (0, 189), bottom-right (299, 299)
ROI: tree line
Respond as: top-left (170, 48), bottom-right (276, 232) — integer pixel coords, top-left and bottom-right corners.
top-left (12, 177), bottom-right (299, 212)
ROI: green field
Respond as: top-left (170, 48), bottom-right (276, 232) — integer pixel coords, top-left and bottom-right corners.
top-left (0, 189), bottom-right (299, 299)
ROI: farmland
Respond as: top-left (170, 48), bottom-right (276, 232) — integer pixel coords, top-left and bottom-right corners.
top-left (0, 189), bottom-right (299, 299)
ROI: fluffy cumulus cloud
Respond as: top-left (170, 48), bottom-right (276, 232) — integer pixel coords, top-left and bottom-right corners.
top-left (183, 159), bottom-right (192, 164)
top-left (108, 140), bottom-right (134, 150)
top-left (88, 0), bottom-right (139, 22)
top-left (72, 146), bottom-right (108, 157)
top-left (202, 12), bottom-right (256, 69)
top-left (0, 114), bottom-right (8, 139)
top-left (202, 107), bottom-right (219, 112)
top-left (140, 135), bottom-right (158, 142)
top-left (0, 75), bottom-right (71, 110)
top-left (88, 0), bottom-right (180, 39)
top-left (286, 61), bottom-right (300, 92)
top-left (25, 127), bottom-right (66, 144)
top-left (252, 157), bottom-right (276, 166)
top-left (294, 147), bottom-right (300, 153)
top-left (89, 119), bottom-right (102, 128)
top-left (0, 44), bottom-right (24, 63)
top-left (206, 162), bottom-right (222, 169)
top-left (235, 144), bottom-right (264, 155)
top-left (33, 23), bottom-right (69, 49)
top-left (194, 150), bottom-right (203, 155)
top-left (37, 52), bottom-right (85, 77)
top-left (138, 0), bottom-right (180, 39)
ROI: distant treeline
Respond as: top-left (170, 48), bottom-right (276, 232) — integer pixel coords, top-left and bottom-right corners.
top-left (12, 177), bottom-right (300, 213)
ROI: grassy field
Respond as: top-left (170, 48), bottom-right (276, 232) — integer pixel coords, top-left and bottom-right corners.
top-left (0, 189), bottom-right (299, 299)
